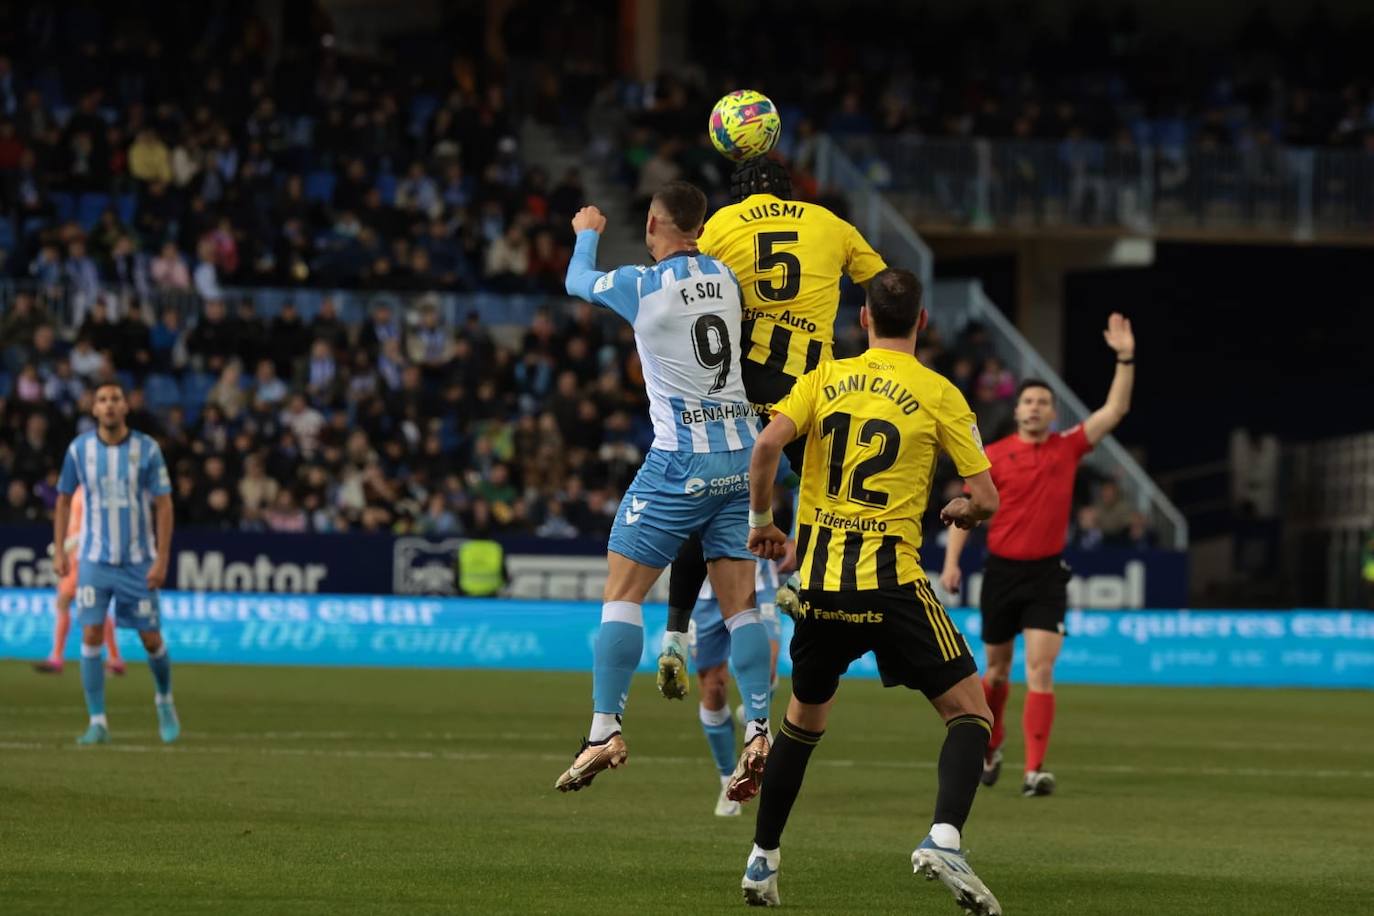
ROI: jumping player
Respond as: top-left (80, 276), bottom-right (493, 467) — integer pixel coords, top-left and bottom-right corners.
top-left (553, 183), bottom-right (774, 799)
top-left (658, 157), bottom-right (888, 698)
top-left (941, 313), bottom-right (1136, 797)
top-left (34, 484), bottom-right (126, 676)
top-left (741, 268), bottom-right (1002, 913)
top-left (689, 557), bottom-right (783, 816)
top-left (54, 381), bottom-right (179, 745)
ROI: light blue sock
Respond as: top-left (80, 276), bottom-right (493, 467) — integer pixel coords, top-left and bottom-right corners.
top-left (148, 645), bottom-right (172, 699)
top-left (590, 601), bottom-right (643, 740)
top-left (726, 610), bottom-right (772, 738)
top-left (80, 643), bottom-right (105, 719)
top-left (700, 704), bottom-right (736, 777)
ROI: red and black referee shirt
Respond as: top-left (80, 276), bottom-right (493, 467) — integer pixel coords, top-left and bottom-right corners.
top-left (981, 424), bottom-right (1093, 561)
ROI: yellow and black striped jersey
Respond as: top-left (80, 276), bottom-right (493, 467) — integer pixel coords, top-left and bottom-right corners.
top-left (698, 194), bottom-right (885, 383)
top-left (772, 348), bottom-right (991, 591)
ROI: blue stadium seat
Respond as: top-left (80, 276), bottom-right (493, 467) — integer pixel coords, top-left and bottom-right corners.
top-left (408, 93), bottom-right (440, 139)
top-left (77, 193), bottom-right (111, 231)
top-left (115, 193), bottom-right (137, 226)
top-left (181, 371), bottom-right (216, 412)
top-left (0, 216), bottom-right (15, 252)
top-left (145, 373), bottom-right (181, 411)
top-left (51, 192), bottom-right (76, 224)
top-left (376, 172), bottom-right (397, 205)
top-left (304, 171), bottom-right (337, 203)
top-left (0, 370), bottom-right (11, 396)
top-left (116, 370), bottom-right (135, 392)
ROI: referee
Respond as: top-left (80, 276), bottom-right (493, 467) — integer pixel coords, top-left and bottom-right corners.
top-left (941, 313), bottom-right (1136, 798)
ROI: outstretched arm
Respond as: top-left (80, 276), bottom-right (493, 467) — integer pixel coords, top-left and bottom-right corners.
top-left (1083, 312), bottom-right (1135, 446)
top-left (564, 206), bottom-right (640, 321)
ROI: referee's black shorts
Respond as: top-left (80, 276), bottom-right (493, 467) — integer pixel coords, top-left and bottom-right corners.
top-left (790, 579), bottom-right (977, 705)
top-left (979, 554), bottom-right (1072, 645)
top-left (742, 359), bottom-right (806, 473)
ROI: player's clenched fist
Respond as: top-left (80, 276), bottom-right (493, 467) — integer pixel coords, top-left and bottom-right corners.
top-left (748, 524), bottom-right (787, 561)
top-left (571, 205), bottom-right (607, 235)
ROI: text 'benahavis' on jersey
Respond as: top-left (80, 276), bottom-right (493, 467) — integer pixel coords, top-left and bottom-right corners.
top-left (772, 348), bottom-right (992, 591)
top-left (698, 194), bottom-right (886, 403)
top-left (565, 229), bottom-right (760, 569)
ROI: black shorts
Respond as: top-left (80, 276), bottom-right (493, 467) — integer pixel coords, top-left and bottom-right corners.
top-left (979, 554), bottom-right (1071, 645)
top-left (742, 359), bottom-right (806, 473)
top-left (790, 580), bottom-right (977, 704)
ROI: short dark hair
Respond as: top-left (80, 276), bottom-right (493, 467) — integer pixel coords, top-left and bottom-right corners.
top-left (652, 180), bottom-right (707, 234)
top-left (1016, 378), bottom-right (1055, 403)
top-left (92, 379), bottom-right (127, 398)
top-left (866, 268), bottom-right (924, 337)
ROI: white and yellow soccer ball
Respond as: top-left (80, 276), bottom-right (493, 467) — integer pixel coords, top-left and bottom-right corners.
top-left (708, 89), bottom-right (782, 162)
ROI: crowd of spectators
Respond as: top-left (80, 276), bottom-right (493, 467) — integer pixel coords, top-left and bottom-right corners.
top-left (0, 5), bottom-right (589, 299)
top-left (0, 3), bottom-right (1148, 545)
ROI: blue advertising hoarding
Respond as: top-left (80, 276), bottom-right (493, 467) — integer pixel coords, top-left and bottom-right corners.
top-left (0, 589), bottom-right (1369, 689)
top-left (0, 525), bottom-right (1189, 608)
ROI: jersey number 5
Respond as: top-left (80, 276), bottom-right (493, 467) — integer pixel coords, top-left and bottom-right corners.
top-left (755, 231), bottom-right (801, 302)
top-left (691, 314), bottom-right (733, 394)
top-left (819, 412), bottom-right (901, 508)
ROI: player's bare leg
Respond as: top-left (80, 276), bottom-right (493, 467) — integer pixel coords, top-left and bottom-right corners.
top-left (104, 617), bottom-right (126, 676)
top-left (711, 558), bottom-right (771, 803)
top-left (914, 675), bottom-right (1003, 916)
top-left (34, 593), bottom-right (73, 674)
top-left (1021, 628), bottom-right (1064, 797)
top-left (980, 640), bottom-right (1014, 786)
top-left (556, 553), bottom-right (660, 792)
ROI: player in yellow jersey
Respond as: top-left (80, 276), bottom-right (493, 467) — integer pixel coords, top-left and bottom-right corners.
top-left (658, 157), bottom-right (888, 700)
top-left (734, 268), bottom-right (1005, 916)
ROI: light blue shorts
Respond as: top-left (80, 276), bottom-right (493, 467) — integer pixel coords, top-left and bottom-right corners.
top-left (689, 591), bottom-right (782, 672)
top-left (607, 448), bottom-right (754, 568)
top-left (76, 561), bottom-right (161, 631)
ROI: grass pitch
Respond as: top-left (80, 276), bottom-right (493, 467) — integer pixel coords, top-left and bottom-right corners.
top-left (0, 661), bottom-right (1371, 914)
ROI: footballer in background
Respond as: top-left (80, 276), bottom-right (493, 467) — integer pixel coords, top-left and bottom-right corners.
top-left (34, 484), bottom-right (126, 677)
top-left (658, 90), bottom-right (890, 697)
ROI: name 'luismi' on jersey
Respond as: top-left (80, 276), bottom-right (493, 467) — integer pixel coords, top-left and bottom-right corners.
top-left (699, 194), bottom-right (886, 388)
top-left (772, 349), bottom-right (991, 592)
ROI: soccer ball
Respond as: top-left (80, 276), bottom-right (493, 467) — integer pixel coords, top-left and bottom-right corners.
top-left (708, 90), bottom-right (781, 162)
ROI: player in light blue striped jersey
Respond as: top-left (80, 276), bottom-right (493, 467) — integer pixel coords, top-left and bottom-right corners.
top-left (553, 182), bottom-right (775, 802)
top-left (54, 380), bottom-right (178, 745)
top-left (689, 557), bottom-right (785, 816)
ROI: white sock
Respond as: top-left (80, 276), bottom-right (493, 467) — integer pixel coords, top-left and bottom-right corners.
top-left (89, 713), bottom-right (108, 727)
top-left (720, 774), bottom-right (732, 788)
top-left (745, 718), bottom-right (771, 743)
top-left (929, 823), bottom-right (961, 850)
top-left (699, 704), bottom-right (731, 727)
top-left (661, 629), bottom-right (688, 657)
top-left (589, 712), bottom-right (621, 743)
top-left (156, 692), bottom-right (173, 705)
top-left (749, 843), bottom-right (780, 868)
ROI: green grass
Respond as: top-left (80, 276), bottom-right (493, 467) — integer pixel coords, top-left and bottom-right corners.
top-left (1, 662), bottom-right (1371, 915)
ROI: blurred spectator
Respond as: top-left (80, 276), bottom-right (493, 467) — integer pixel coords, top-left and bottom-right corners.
top-left (128, 129), bottom-right (172, 184)
top-left (150, 241), bottom-right (192, 291)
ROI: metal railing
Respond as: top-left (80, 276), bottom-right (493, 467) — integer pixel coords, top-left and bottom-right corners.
top-left (832, 136), bottom-right (1374, 240)
top-left (815, 135), bottom-right (1189, 549)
